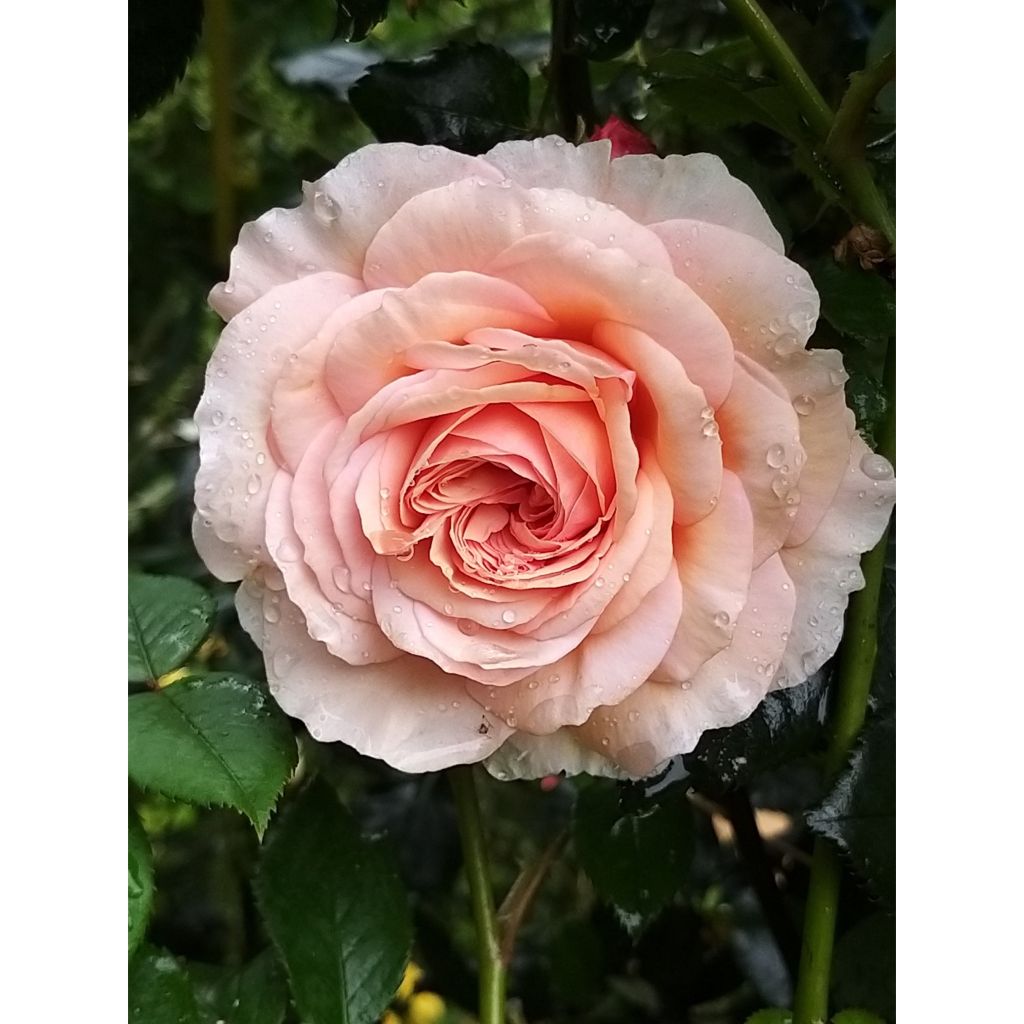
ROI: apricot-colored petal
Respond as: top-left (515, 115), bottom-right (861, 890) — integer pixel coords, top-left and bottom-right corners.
top-left (325, 272), bottom-right (556, 415)
top-left (775, 435), bottom-right (895, 688)
top-left (716, 354), bottom-right (806, 565)
top-left (655, 471), bottom-right (754, 681)
top-left (487, 233), bottom-right (734, 407)
top-left (194, 273), bottom-right (359, 580)
top-left (575, 554), bottom-right (795, 775)
top-left (257, 586), bottom-right (512, 771)
top-left (484, 731), bottom-right (625, 781)
top-left (362, 178), bottom-right (672, 288)
top-left (210, 145), bottom-right (503, 318)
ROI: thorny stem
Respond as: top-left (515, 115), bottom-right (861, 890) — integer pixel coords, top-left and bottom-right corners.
top-left (206, 0), bottom-right (236, 267)
top-left (792, 343), bottom-right (896, 1024)
top-left (719, 0), bottom-right (895, 244)
top-left (449, 766), bottom-right (507, 1024)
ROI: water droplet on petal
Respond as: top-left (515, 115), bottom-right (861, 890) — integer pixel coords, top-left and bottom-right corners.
top-left (766, 443), bottom-right (786, 468)
top-left (276, 538), bottom-right (302, 562)
top-left (313, 190), bottom-right (338, 222)
top-left (246, 474), bottom-right (261, 495)
top-left (701, 419), bottom-right (720, 439)
top-left (793, 394), bottom-right (816, 416)
top-left (860, 452), bottom-right (894, 480)
top-left (501, 609), bottom-right (516, 624)
top-left (713, 611), bottom-right (731, 629)
top-left (458, 618), bottom-right (479, 636)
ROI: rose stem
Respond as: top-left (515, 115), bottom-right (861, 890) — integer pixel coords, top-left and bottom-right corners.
top-left (205, 0), bottom-right (237, 268)
top-left (549, 0), bottom-right (597, 139)
top-left (718, 0), bottom-right (896, 245)
top-left (449, 765), bottom-right (507, 1024)
top-left (792, 342), bottom-right (895, 1024)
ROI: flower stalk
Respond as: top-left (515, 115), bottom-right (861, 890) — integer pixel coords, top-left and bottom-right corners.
top-left (719, 0), bottom-right (895, 245)
top-left (792, 343), bottom-right (895, 1024)
top-left (449, 765), bottom-right (507, 1024)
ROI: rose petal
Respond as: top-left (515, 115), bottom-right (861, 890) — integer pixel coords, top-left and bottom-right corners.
top-left (257, 584), bottom-right (512, 771)
top-left (484, 730), bottom-right (626, 781)
top-left (210, 145), bottom-right (504, 318)
top-left (774, 435), bottom-right (895, 689)
top-left (194, 272), bottom-right (360, 580)
top-left (575, 553), bottom-right (796, 775)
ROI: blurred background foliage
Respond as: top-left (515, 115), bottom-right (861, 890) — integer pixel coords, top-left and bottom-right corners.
top-left (129, 2), bottom-right (895, 1022)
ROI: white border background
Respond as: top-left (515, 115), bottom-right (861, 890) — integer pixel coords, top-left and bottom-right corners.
top-left (1, 1), bottom-right (1021, 1020)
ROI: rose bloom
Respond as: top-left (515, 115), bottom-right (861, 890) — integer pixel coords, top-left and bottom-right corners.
top-left (194, 137), bottom-right (894, 778)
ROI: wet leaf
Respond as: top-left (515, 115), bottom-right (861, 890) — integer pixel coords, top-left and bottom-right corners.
top-left (809, 258), bottom-right (895, 345)
top-left (129, 573), bottom-right (215, 683)
top-left (806, 713), bottom-right (895, 907)
top-left (572, 0), bottom-right (655, 61)
top-left (350, 42), bottom-right (530, 153)
top-left (191, 949), bottom-right (289, 1024)
top-left (335, 0), bottom-right (389, 42)
top-left (129, 946), bottom-right (201, 1024)
top-left (129, 806), bottom-right (155, 956)
top-left (573, 781), bottom-right (694, 936)
top-left (129, 0), bottom-right (204, 119)
top-left (683, 674), bottom-right (828, 797)
top-left (257, 781), bottom-right (412, 1024)
top-left (128, 674), bottom-right (297, 833)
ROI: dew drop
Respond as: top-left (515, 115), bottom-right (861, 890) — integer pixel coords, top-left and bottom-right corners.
top-left (501, 609), bottom-right (516, 624)
top-left (769, 332), bottom-right (800, 358)
top-left (223, 281), bottom-right (235, 295)
top-left (246, 474), bottom-right (261, 495)
top-left (379, 487), bottom-right (391, 499)
top-left (765, 443), bottom-right (786, 468)
top-left (264, 602), bottom-right (281, 624)
top-left (313, 190), bottom-right (338, 222)
top-left (713, 611), bottom-right (731, 629)
top-left (211, 410), bottom-right (224, 426)
top-left (276, 537), bottom-right (302, 562)
top-left (622, 572), bottom-right (631, 583)
top-left (701, 419), bottom-right (720, 439)
top-left (458, 618), bottom-right (479, 636)
top-left (793, 394), bottom-right (816, 416)
top-left (331, 566), bottom-right (351, 593)
top-left (860, 452), bottom-right (894, 480)
top-left (628, 710), bottom-right (640, 722)
top-left (594, 576), bottom-right (605, 589)
top-left (272, 649), bottom-right (295, 677)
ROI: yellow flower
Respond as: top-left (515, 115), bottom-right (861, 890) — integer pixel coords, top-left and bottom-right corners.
top-left (396, 961), bottom-right (425, 1002)
top-left (407, 991), bottom-right (445, 1024)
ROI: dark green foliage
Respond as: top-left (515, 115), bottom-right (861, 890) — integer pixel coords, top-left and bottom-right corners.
top-left (129, 807), bottom-right (155, 956)
top-left (572, 0), bottom-right (655, 61)
top-left (684, 675), bottom-right (828, 797)
top-left (573, 781), bottom-right (695, 936)
top-left (256, 782), bottom-right (412, 1024)
top-left (129, 0), bottom-right (204, 119)
top-left (810, 258), bottom-right (896, 345)
top-left (335, 0), bottom-right (390, 42)
top-left (129, 946), bottom-right (202, 1024)
top-left (191, 949), bottom-right (290, 1024)
top-left (807, 714), bottom-right (895, 908)
top-left (128, 674), bottom-right (297, 833)
top-left (832, 913), bottom-right (896, 1022)
top-left (350, 42), bottom-right (531, 153)
top-left (128, 573), bottom-right (215, 683)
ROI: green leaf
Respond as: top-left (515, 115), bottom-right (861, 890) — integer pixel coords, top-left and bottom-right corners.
top-left (129, 946), bottom-right (201, 1024)
top-left (806, 713), bottom-right (895, 908)
top-left (129, 0), bottom-right (204, 119)
top-left (833, 1011), bottom-right (887, 1024)
top-left (573, 782), bottom-right (694, 936)
top-left (256, 781), bottom-right (412, 1024)
top-left (129, 807), bottom-right (155, 956)
top-left (129, 573), bottom-right (215, 683)
top-left (809, 258), bottom-right (896, 345)
top-left (683, 674), bottom-right (827, 797)
top-left (572, 0), bottom-right (655, 62)
top-left (335, 0), bottom-right (389, 42)
top-left (191, 950), bottom-right (289, 1024)
top-left (350, 42), bottom-right (531, 154)
top-left (832, 913), bottom-right (895, 1021)
top-left (128, 674), bottom-right (297, 833)
top-left (745, 1012), bottom-right (792, 1024)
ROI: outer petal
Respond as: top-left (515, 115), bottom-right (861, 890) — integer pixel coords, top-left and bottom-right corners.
top-left (575, 554), bottom-right (796, 776)
top-left (210, 145), bottom-right (504, 318)
top-left (656, 471), bottom-right (754, 681)
top-left (258, 585), bottom-right (513, 772)
top-left (774, 435), bottom-right (895, 689)
top-left (483, 138), bottom-right (782, 252)
top-left (194, 272), bottom-right (360, 580)
top-left (484, 731), bottom-right (626, 781)
top-left (651, 219), bottom-right (851, 545)
top-left (716, 354), bottom-right (806, 565)
top-left (468, 568), bottom-right (683, 734)
top-left (362, 179), bottom-right (673, 288)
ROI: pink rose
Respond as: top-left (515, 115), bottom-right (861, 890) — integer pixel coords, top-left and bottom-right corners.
top-left (194, 138), bottom-right (894, 778)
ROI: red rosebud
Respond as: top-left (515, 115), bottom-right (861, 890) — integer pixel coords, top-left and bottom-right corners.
top-left (539, 775), bottom-right (561, 792)
top-left (588, 115), bottom-right (657, 158)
